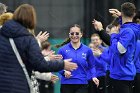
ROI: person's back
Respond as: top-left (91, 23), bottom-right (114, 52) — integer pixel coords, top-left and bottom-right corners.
top-left (0, 20), bottom-right (33, 93)
top-left (108, 2), bottom-right (137, 93)
top-left (109, 23), bottom-right (136, 80)
top-left (0, 4), bottom-right (77, 93)
top-left (0, 19), bottom-right (65, 93)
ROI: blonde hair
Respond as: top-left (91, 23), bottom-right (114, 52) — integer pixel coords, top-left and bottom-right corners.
top-left (0, 12), bottom-right (13, 25)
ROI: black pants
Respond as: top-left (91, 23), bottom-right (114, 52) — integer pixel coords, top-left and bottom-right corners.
top-left (88, 76), bottom-right (106, 93)
top-left (61, 84), bottom-right (88, 93)
top-left (88, 79), bottom-right (98, 93)
top-left (133, 73), bottom-right (140, 93)
top-left (106, 70), bottom-right (113, 93)
top-left (38, 80), bottom-right (54, 93)
top-left (111, 78), bottom-right (133, 93)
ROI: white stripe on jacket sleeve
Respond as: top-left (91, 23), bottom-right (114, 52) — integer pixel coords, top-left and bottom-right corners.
top-left (117, 42), bottom-right (127, 54)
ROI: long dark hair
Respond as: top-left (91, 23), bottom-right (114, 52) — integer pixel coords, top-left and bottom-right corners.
top-left (106, 17), bottom-right (120, 30)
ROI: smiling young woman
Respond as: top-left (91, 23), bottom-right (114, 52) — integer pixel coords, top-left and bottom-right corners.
top-left (57, 24), bottom-right (99, 93)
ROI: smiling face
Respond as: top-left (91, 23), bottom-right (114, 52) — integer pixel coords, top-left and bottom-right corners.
top-left (69, 26), bottom-right (82, 44)
top-left (91, 35), bottom-right (102, 47)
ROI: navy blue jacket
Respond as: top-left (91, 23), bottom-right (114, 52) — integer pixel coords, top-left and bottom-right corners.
top-left (58, 43), bottom-right (95, 84)
top-left (0, 20), bottom-right (64, 93)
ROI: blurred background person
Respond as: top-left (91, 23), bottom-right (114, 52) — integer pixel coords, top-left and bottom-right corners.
top-left (0, 12), bottom-right (13, 27)
top-left (89, 33), bottom-right (108, 93)
top-left (0, 3), bottom-right (7, 15)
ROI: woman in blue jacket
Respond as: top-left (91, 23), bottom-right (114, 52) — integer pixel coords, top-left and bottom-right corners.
top-left (58, 24), bottom-right (99, 93)
top-left (0, 4), bottom-right (77, 93)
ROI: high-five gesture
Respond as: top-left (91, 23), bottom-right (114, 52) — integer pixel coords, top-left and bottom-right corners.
top-left (64, 59), bottom-right (78, 71)
top-left (109, 9), bottom-right (121, 17)
top-left (36, 31), bottom-right (49, 43)
top-left (92, 19), bottom-right (103, 31)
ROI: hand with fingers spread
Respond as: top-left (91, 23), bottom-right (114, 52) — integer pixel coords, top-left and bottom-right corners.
top-left (49, 54), bottom-right (63, 60)
top-left (42, 50), bottom-right (55, 56)
top-left (92, 19), bottom-right (103, 31)
top-left (64, 70), bottom-right (72, 78)
top-left (43, 50), bottom-right (63, 60)
top-left (92, 77), bottom-right (99, 87)
top-left (64, 59), bottom-right (78, 71)
top-left (109, 9), bottom-right (121, 17)
top-left (36, 31), bottom-right (49, 43)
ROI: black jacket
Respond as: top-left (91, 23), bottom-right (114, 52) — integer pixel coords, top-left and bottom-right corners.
top-left (97, 30), bottom-right (111, 46)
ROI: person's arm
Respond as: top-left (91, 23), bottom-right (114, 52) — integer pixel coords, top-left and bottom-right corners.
top-left (91, 68), bottom-right (99, 87)
top-left (87, 49), bottom-right (99, 86)
top-left (87, 49), bottom-right (95, 69)
top-left (90, 67), bottom-right (96, 78)
top-left (92, 19), bottom-right (111, 45)
top-left (57, 48), bottom-right (65, 76)
top-left (27, 37), bottom-right (64, 72)
top-left (92, 48), bottom-right (108, 65)
top-left (110, 28), bottom-right (134, 54)
top-left (34, 71), bottom-right (59, 82)
top-left (99, 48), bottom-right (111, 64)
top-left (57, 48), bottom-right (72, 78)
top-left (26, 36), bottom-right (77, 72)
top-left (36, 31), bottom-right (49, 43)
top-left (34, 71), bottom-right (52, 81)
top-left (97, 30), bottom-right (111, 45)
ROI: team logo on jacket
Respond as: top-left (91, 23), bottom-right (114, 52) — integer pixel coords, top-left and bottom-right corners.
top-left (65, 50), bottom-right (70, 53)
top-left (82, 53), bottom-right (87, 59)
